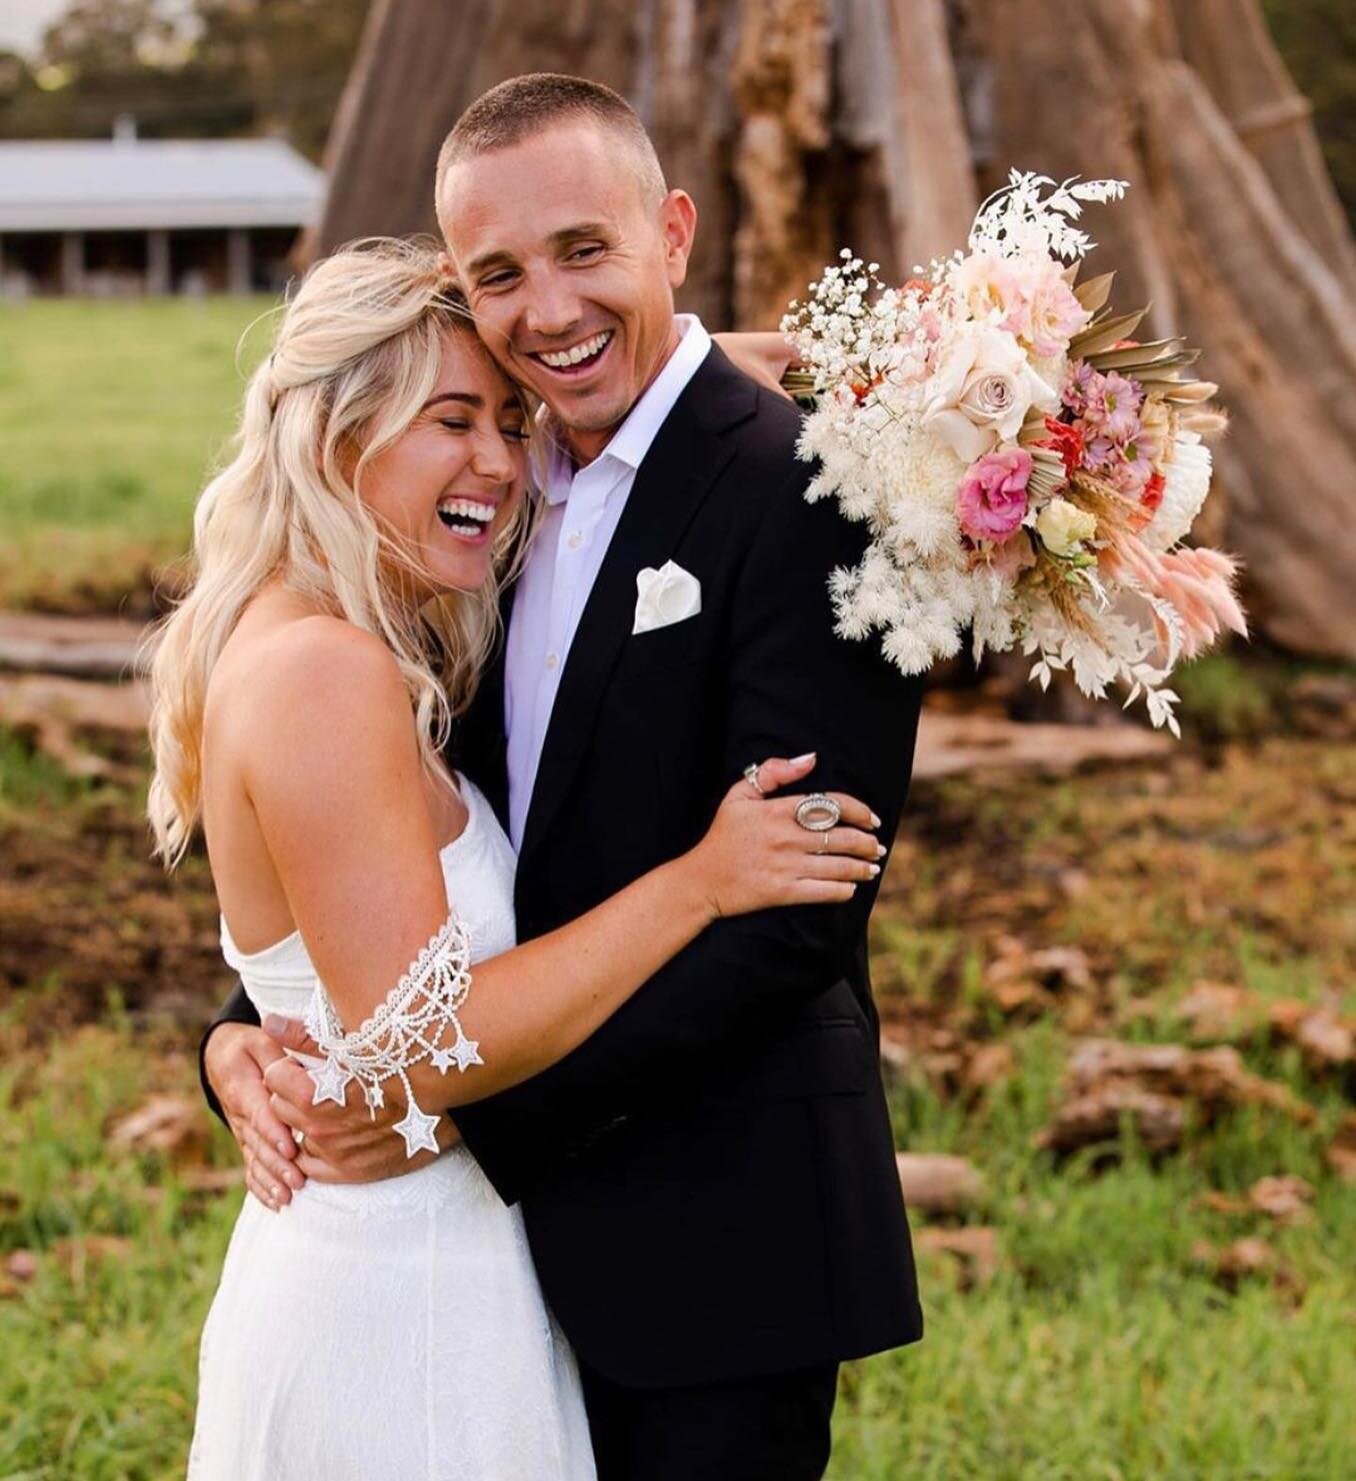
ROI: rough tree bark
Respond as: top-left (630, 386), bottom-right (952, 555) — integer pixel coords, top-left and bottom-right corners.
top-left (311, 0), bottom-right (1356, 658)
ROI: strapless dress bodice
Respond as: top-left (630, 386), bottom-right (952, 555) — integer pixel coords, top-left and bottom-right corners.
top-left (219, 773), bottom-right (518, 1022)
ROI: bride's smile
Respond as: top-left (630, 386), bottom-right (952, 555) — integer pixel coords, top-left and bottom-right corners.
top-left (357, 334), bottom-right (529, 598)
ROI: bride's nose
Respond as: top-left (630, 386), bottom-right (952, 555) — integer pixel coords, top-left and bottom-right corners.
top-left (470, 428), bottom-right (515, 484)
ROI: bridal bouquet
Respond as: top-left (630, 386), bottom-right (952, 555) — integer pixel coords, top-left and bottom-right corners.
top-left (780, 171), bottom-right (1246, 734)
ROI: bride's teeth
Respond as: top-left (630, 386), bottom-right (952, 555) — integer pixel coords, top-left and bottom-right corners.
top-left (437, 498), bottom-right (496, 521)
top-left (539, 331), bottom-right (611, 369)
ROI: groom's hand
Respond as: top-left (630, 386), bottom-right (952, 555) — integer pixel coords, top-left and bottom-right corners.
top-left (204, 1022), bottom-right (307, 1211)
top-left (260, 1017), bottom-right (460, 1184)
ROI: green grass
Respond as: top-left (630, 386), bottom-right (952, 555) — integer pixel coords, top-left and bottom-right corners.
top-left (830, 1024), bottom-right (1356, 1480)
top-left (0, 297), bottom-right (275, 611)
top-left (2, 1008), bottom-right (1352, 1478)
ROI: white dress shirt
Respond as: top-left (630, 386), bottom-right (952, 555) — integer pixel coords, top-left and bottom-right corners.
top-left (504, 314), bottom-right (712, 850)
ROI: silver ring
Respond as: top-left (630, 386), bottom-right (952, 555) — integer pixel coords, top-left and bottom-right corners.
top-left (743, 762), bottom-right (766, 797)
top-left (293, 1128), bottom-right (306, 1148)
top-left (795, 793), bottom-right (840, 832)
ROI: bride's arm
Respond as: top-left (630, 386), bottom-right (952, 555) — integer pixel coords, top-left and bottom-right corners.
top-left (245, 620), bottom-right (879, 1136)
top-left (710, 331), bottom-right (798, 396)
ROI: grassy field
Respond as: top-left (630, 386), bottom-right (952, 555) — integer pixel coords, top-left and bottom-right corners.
top-left (1, 706), bottom-right (1353, 1480)
top-left (0, 298), bottom-right (273, 613)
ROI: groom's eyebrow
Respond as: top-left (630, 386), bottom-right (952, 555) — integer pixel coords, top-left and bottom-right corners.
top-left (464, 223), bottom-right (612, 278)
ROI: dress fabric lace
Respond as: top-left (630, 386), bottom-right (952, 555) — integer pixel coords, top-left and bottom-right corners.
top-left (188, 776), bottom-right (595, 1480)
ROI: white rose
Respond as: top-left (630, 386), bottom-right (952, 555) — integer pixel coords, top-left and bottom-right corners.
top-left (1036, 497), bottom-right (1098, 557)
top-left (921, 326), bottom-right (1058, 463)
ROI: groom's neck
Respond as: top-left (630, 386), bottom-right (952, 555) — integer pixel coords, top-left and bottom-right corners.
top-left (561, 319), bottom-right (683, 468)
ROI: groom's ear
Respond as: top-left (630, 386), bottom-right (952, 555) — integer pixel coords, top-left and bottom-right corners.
top-left (659, 189), bottom-right (698, 289)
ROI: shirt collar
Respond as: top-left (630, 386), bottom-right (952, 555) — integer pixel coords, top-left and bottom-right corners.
top-left (543, 314), bottom-right (711, 505)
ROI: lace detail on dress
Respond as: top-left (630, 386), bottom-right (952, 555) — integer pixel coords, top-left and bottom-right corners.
top-left (302, 913), bottom-right (482, 1158)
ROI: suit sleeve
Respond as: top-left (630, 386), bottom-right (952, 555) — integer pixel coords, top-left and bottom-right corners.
top-left (198, 981), bottom-right (262, 1126)
top-left (452, 461), bottom-right (924, 1203)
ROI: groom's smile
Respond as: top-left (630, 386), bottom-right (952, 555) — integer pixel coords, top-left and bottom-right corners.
top-left (437, 120), bottom-right (697, 465)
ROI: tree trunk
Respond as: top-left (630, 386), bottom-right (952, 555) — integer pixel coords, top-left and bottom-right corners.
top-left (313, 0), bottom-right (1356, 658)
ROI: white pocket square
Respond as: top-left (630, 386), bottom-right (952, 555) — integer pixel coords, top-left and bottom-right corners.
top-left (633, 560), bottom-right (702, 635)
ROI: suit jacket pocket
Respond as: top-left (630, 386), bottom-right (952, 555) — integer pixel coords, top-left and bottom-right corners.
top-left (613, 615), bottom-right (707, 680)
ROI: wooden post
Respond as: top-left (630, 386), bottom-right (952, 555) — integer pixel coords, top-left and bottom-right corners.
top-left (226, 229), bottom-right (252, 294)
top-left (146, 229), bottom-right (171, 295)
top-left (60, 232), bottom-right (84, 295)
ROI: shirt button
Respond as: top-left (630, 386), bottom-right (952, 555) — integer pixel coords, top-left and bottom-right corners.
top-left (545, 652), bottom-right (559, 671)
top-left (566, 532), bottom-right (583, 551)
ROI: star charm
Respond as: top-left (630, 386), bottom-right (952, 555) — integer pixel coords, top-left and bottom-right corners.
top-left (429, 1044), bottom-right (457, 1074)
top-left (364, 1082), bottom-right (385, 1111)
top-left (394, 1100), bottom-right (441, 1158)
top-left (308, 1055), bottom-right (353, 1107)
top-left (450, 1033), bottom-right (483, 1072)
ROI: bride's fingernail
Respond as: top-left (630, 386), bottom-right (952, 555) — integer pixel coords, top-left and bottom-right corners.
top-left (870, 812), bottom-right (882, 829)
top-left (791, 752), bottom-right (816, 765)
top-left (876, 843), bottom-right (887, 858)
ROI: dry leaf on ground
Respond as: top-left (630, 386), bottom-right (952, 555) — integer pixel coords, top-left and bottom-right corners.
top-left (1036, 1037), bottom-right (1315, 1154)
top-left (1192, 1236), bottom-right (1305, 1300)
top-left (1325, 1113), bottom-right (1356, 1183)
top-left (913, 1226), bottom-right (1001, 1288)
top-left (4, 1249), bottom-right (38, 1283)
top-left (109, 1093), bottom-right (209, 1161)
top-left (1198, 1174), bottom-right (1315, 1224)
top-left (895, 1153), bottom-right (986, 1215)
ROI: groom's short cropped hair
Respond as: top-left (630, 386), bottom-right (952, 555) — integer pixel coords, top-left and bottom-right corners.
top-left (436, 73), bottom-right (668, 222)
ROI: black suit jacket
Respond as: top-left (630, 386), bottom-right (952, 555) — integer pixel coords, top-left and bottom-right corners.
top-left (202, 345), bottom-right (924, 1387)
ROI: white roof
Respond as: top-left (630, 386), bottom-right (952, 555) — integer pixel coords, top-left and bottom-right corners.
top-left (0, 138), bottom-right (325, 232)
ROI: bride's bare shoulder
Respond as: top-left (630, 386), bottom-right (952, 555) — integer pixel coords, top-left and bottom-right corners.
top-left (209, 605), bottom-right (411, 774)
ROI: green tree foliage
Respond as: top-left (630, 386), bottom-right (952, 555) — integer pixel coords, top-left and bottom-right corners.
top-left (0, 0), bottom-right (369, 160)
top-left (1261, 0), bottom-right (1356, 228)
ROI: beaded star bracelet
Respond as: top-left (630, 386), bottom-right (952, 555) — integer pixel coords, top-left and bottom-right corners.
top-left (302, 913), bottom-right (481, 1158)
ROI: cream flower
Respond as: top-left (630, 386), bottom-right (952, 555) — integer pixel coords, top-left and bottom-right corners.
top-left (922, 326), bottom-right (1059, 464)
top-left (1036, 497), bottom-right (1098, 556)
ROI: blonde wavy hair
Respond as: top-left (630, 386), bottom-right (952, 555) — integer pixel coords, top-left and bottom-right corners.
top-left (147, 237), bottom-right (530, 868)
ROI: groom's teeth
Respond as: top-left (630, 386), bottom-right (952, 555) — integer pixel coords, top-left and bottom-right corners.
top-left (538, 331), bottom-right (612, 369)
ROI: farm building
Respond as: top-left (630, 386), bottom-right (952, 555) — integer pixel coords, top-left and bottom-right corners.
top-left (0, 123), bottom-right (324, 298)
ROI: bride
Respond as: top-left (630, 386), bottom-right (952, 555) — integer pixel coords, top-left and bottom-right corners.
top-left (147, 239), bottom-right (883, 1479)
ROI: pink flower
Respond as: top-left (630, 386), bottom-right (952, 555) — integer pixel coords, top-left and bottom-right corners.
top-left (1063, 360), bottom-right (1097, 416)
top-left (1004, 272), bottom-right (1090, 358)
top-left (956, 447), bottom-right (1033, 542)
top-left (1082, 370), bottom-right (1143, 441)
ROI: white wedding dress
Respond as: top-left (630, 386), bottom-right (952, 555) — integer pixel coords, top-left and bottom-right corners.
top-left (188, 776), bottom-right (595, 1480)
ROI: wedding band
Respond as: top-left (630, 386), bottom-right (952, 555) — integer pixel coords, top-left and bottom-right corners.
top-left (743, 762), bottom-right (766, 797)
top-left (795, 793), bottom-right (840, 831)
top-left (816, 833), bottom-right (830, 854)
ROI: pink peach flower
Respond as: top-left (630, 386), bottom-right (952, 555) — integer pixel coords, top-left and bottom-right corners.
top-left (956, 447), bottom-right (1033, 542)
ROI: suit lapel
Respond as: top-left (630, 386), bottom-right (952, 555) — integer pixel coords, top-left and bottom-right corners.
top-left (517, 346), bottom-right (756, 871)
top-left (451, 579), bottom-right (515, 830)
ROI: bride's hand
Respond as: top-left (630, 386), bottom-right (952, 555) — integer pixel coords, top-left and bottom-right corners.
top-left (689, 754), bottom-right (885, 918)
top-left (711, 331), bottom-right (801, 400)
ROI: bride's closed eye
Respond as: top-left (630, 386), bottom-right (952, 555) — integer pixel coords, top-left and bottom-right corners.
top-left (437, 418), bottom-right (527, 443)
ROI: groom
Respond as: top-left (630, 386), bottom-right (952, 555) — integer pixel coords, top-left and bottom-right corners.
top-left (201, 73), bottom-right (923, 1480)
